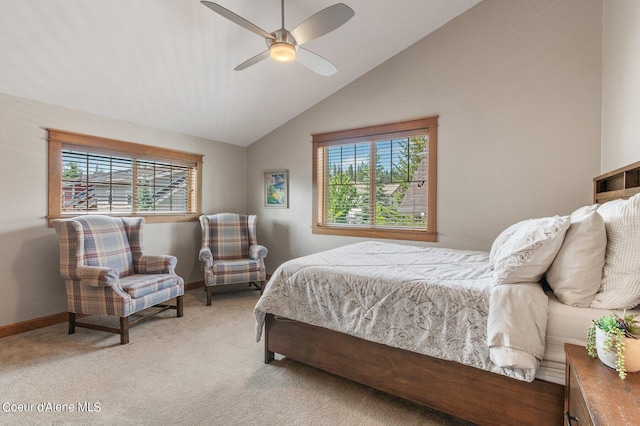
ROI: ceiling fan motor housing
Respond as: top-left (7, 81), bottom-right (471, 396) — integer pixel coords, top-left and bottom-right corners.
top-left (267, 29), bottom-right (298, 62)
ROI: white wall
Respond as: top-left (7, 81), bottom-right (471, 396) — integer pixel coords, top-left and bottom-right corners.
top-left (0, 92), bottom-right (247, 327)
top-left (601, 0), bottom-right (640, 172)
top-left (247, 0), bottom-right (604, 274)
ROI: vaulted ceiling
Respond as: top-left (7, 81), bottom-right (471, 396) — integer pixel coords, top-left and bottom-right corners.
top-left (0, 0), bottom-right (480, 146)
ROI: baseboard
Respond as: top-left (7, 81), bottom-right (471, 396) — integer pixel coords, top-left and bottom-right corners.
top-left (185, 280), bottom-right (204, 292)
top-left (0, 312), bottom-right (70, 339)
top-left (0, 280), bottom-right (205, 339)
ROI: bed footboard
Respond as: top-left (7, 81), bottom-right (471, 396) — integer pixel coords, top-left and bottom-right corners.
top-left (264, 314), bottom-right (564, 426)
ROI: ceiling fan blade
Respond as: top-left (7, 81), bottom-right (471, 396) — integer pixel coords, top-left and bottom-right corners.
top-left (290, 3), bottom-right (355, 46)
top-left (201, 1), bottom-right (275, 40)
top-left (234, 50), bottom-right (270, 71)
top-left (296, 48), bottom-right (338, 76)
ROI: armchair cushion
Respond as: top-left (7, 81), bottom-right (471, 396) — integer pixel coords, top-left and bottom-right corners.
top-left (212, 259), bottom-right (261, 275)
top-left (119, 274), bottom-right (179, 299)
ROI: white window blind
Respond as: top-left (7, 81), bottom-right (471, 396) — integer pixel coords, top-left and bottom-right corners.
top-left (48, 129), bottom-right (202, 224)
top-left (61, 150), bottom-right (196, 214)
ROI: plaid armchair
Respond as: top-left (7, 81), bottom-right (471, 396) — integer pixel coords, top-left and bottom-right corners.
top-left (199, 213), bottom-right (267, 306)
top-left (53, 215), bottom-right (184, 344)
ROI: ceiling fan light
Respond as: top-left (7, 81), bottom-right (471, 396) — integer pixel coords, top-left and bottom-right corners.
top-left (270, 42), bottom-right (296, 62)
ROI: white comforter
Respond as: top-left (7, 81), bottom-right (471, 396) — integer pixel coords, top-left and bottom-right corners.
top-left (254, 241), bottom-right (549, 382)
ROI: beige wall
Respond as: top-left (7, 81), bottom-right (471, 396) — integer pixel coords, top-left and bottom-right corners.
top-left (247, 0), bottom-right (604, 274)
top-left (2, 0), bottom-right (618, 328)
top-left (0, 92), bottom-right (247, 327)
top-left (601, 0), bottom-right (640, 172)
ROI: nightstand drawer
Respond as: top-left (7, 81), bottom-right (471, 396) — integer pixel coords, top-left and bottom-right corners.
top-left (566, 364), bottom-right (593, 425)
top-left (565, 344), bottom-right (640, 426)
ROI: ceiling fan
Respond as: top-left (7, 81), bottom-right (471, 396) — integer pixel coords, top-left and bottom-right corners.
top-left (201, 0), bottom-right (355, 76)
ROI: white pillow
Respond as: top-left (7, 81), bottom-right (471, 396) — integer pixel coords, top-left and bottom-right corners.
top-left (595, 198), bottom-right (624, 217)
top-left (490, 215), bottom-right (570, 284)
top-left (546, 209), bottom-right (606, 307)
top-left (590, 194), bottom-right (640, 309)
top-left (571, 203), bottom-right (600, 216)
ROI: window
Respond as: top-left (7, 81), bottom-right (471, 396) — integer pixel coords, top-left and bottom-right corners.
top-left (48, 129), bottom-right (202, 225)
top-left (312, 116), bottom-right (437, 241)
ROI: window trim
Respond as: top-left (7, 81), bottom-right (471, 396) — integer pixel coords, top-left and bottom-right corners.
top-left (311, 116), bottom-right (438, 242)
top-left (47, 129), bottom-right (203, 226)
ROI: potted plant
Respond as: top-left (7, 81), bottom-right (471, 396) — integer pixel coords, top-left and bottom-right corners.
top-left (587, 311), bottom-right (640, 379)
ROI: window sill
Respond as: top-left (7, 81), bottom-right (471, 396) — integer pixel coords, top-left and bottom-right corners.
top-left (47, 213), bottom-right (199, 227)
top-left (312, 225), bottom-right (437, 242)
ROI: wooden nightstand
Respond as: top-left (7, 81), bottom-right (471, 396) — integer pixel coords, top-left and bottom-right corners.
top-left (565, 343), bottom-right (640, 425)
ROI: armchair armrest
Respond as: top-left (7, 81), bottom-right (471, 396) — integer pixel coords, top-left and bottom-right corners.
top-left (250, 244), bottom-right (268, 260)
top-left (199, 247), bottom-right (213, 268)
top-left (77, 265), bottom-right (119, 287)
top-left (137, 255), bottom-right (177, 274)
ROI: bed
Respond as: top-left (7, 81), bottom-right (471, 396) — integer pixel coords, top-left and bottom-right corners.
top-left (254, 163), bottom-right (640, 425)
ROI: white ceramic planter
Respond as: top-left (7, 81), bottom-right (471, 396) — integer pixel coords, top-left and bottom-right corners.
top-left (595, 326), bottom-right (640, 373)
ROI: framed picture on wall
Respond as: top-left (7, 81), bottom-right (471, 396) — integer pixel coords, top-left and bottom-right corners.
top-left (264, 169), bottom-right (289, 208)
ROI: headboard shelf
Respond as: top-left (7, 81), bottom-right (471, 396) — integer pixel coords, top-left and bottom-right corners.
top-left (594, 160), bottom-right (640, 203)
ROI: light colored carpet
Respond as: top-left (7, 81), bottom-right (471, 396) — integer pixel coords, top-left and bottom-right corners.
top-left (0, 289), bottom-right (473, 425)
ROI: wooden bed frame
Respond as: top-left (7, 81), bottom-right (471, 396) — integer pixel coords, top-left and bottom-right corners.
top-left (265, 314), bottom-right (564, 425)
top-left (262, 162), bottom-right (640, 425)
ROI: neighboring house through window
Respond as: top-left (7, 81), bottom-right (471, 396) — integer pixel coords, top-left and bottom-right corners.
top-left (312, 116), bottom-right (437, 241)
top-left (48, 129), bottom-right (202, 225)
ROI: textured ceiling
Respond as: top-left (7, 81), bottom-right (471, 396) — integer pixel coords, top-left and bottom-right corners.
top-left (0, 0), bottom-right (480, 146)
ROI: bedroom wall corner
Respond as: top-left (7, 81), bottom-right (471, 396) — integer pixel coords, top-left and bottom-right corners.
top-left (246, 0), bottom-right (603, 274)
top-left (601, 0), bottom-right (640, 172)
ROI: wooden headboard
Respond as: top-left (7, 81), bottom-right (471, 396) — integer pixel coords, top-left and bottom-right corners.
top-left (594, 160), bottom-right (640, 203)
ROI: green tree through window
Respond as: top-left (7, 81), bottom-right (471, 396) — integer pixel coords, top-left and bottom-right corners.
top-left (312, 117), bottom-right (437, 242)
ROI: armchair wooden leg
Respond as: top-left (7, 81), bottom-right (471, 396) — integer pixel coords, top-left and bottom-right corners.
top-left (68, 312), bottom-right (76, 335)
top-left (206, 286), bottom-right (212, 306)
top-left (177, 295), bottom-right (184, 317)
top-left (120, 317), bottom-right (129, 345)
